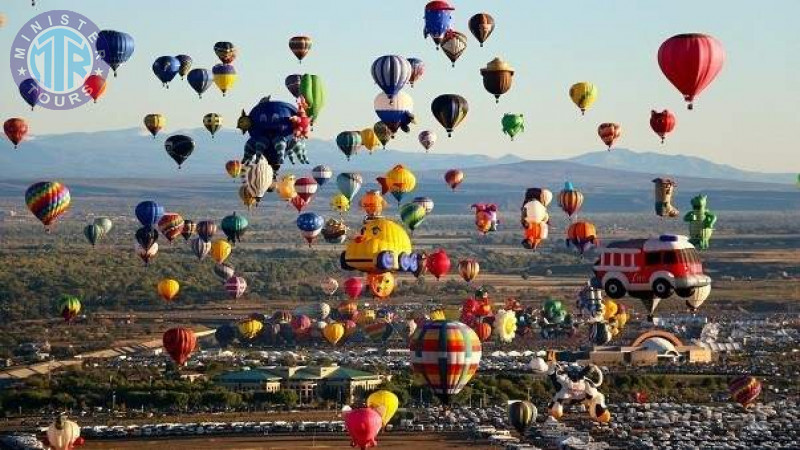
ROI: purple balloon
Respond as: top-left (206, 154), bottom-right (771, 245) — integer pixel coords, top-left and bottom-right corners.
top-left (18, 78), bottom-right (40, 110)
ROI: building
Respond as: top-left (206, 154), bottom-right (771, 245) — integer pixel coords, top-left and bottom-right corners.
top-left (215, 364), bottom-right (386, 403)
top-left (583, 330), bottom-right (713, 366)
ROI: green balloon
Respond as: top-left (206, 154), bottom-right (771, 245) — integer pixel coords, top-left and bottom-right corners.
top-left (221, 212), bottom-right (249, 244)
top-left (93, 217), bottom-right (113, 234)
top-left (83, 223), bottom-right (104, 246)
top-left (300, 74), bottom-right (326, 123)
top-left (501, 113), bottom-right (525, 140)
top-left (400, 203), bottom-right (426, 231)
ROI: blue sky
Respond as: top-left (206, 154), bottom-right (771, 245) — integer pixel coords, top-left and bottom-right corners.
top-left (1, 0), bottom-right (798, 172)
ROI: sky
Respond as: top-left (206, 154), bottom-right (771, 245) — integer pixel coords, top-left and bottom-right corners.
top-left (1, 0), bottom-right (799, 173)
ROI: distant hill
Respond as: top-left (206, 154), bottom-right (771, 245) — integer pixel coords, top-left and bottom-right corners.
top-left (569, 148), bottom-right (795, 185)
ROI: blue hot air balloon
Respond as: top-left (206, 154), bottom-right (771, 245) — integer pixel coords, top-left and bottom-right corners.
top-left (96, 30), bottom-right (135, 77)
top-left (152, 56), bottom-right (181, 88)
top-left (297, 212), bottom-right (324, 232)
top-left (135, 201), bottom-right (164, 227)
top-left (374, 92), bottom-right (414, 133)
top-left (423, 1), bottom-right (455, 49)
top-left (371, 55), bottom-right (412, 100)
top-left (187, 68), bottom-right (212, 98)
top-left (18, 78), bottom-right (41, 110)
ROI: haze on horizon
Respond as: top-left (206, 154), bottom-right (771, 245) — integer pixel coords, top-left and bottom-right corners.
top-left (1, 0), bottom-right (798, 173)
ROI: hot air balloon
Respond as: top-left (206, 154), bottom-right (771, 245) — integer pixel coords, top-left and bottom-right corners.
top-left (25, 182), bottom-right (70, 232)
top-left (165, 135), bottom-right (195, 168)
top-left (135, 226), bottom-right (158, 251)
top-left (321, 277), bottom-right (339, 296)
top-left (337, 131), bottom-right (362, 160)
top-left (213, 263), bottom-right (235, 282)
top-left (294, 177), bottom-right (318, 205)
top-left (337, 172), bottom-right (363, 202)
top-left (93, 217), bottom-right (113, 235)
top-left (408, 57), bottom-right (425, 87)
top-left (344, 407), bottom-right (383, 450)
top-left (684, 194), bottom-right (716, 249)
top-left (367, 272), bottom-right (396, 299)
top-left (569, 82), bottom-right (598, 115)
top-left (143, 114), bottom-right (165, 138)
top-left (426, 249), bottom-right (451, 280)
top-left (213, 41), bottom-right (237, 64)
top-left (191, 237), bottom-right (211, 260)
top-left (311, 165), bottom-right (333, 186)
top-left (480, 58), bottom-right (514, 102)
top-left (221, 213), bottom-right (248, 244)
top-left (509, 401), bottom-right (537, 435)
top-left (444, 169), bottom-right (464, 190)
top-left (157, 213), bottom-right (185, 243)
top-left (685, 284), bottom-right (711, 312)
top-left (289, 36), bottom-right (312, 62)
top-left (46, 416), bottom-right (81, 450)
top-left (226, 276), bottom-right (248, 299)
top-left (360, 190), bottom-right (387, 217)
top-left (360, 128), bottom-right (381, 153)
top-left (176, 55), bottom-right (192, 79)
top-left (58, 295), bottom-right (81, 322)
top-left (653, 178), bottom-right (679, 218)
top-left (83, 223), bottom-right (103, 246)
top-left (135, 242), bottom-right (158, 266)
top-left (441, 29), bottom-right (468, 67)
top-left (276, 174), bottom-right (297, 202)
top-left (135, 201), bottom-right (164, 228)
top-left (196, 220), bottom-right (217, 242)
top-left (431, 94), bottom-right (468, 137)
top-left (4, 118), bottom-right (29, 148)
top-left (322, 218), bottom-right (348, 244)
top-left (658, 34), bottom-right (725, 110)
top-left (210, 239), bottom-right (232, 264)
top-left (374, 91), bottom-right (414, 134)
top-left (472, 321), bottom-right (492, 342)
top-left (330, 194), bottom-right (351, 215)
top-left (566, 221), bottom-right (598, 255)
top-left (212, 64), bottom-right (237, 96)
top-left (650, 110), bottom-right (676, 143)
top-left (501, 113), bottom-right (524, 140)
top-left (367, 390), bottom-right (399, 427)
top-left (410, 320), bottom-right (481, 404)
top-left (157, 278), bottom-right (180, 302)
top-left (418, 130), bottom-right (437, 152)
top-left (95, 30), bottom-right (135, 77)
top-left (285, 74), bottom-right (302, 98)
top-left (371, 55), bottom-right (412, 100)
top-left (300, 74), bottom-right (326, 123)
top-left (423, 1), bottom-right (455, 48)
top-left (412, 196), bottom-right (434, 214)
top-left (244, 159), bottom-right (274, 203)
top-left (373, 122), bottom-right (392, 148)
top-left (297, 212), bottom-right (324, 246)
top-left (597, 123), bottom-right (621, 150)
top-left (338, 302), bottom-right (358, 322)
top-left (152, 56), bottom-right (181, 88)
top-left (225, 160), bottom-right (243, 179)
top-left (522, 222), bottom-right (548, 250)
top-left (180, 220), bottom-right (195, 240)
top-left (163, 327), bottom-right (196, 365)
top-left (187, 68), bottom-right (212, 98)
top-left (83, 74), bottom-right (107, 102)
top-left (385, 164), bottom-right (416, 203)
top-left (558, 182), bottom-right (584, 218)
top-left (468, 13), bottom-right (495, 46)
top-left (237, 318), bottom-right (262, 340)
top-left (18, 78), bottom-right (41, 110)
top-left (458, 259), bottom-right (480, 283)
top-left (729, 375), bottom-right (761, 407)
top-left (324, 322), bottom-right (345, 345)
top-left (400, 203), bottom-right (426, 231)
top-left (343, 277), bottom-right (364, 301)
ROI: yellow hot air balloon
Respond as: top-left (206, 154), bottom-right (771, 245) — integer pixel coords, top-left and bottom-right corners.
top-left (602, 299), bottom-right (618, 321)
top-left (367, 390), bottom-right (400, 427)
top-left (238, 319), bottom-right (263, 340)
top-left (212, 64), bottom-right (237, 96)
top-left (429, 308), bottom-right (446, 321)
top-left (384, 164), bottom-right (417, 203)
top-left (276, 174), bottom-right (297, 201)
top-left (569, 82), bottom-right (598, 115)
top-left (330, 193), bottom-right (351, 214)
top-left (357, 309), bottom-right (377, 326)
top-left (360, 128), bottom-right (381, 153)
top-left (157, 278), bottom-right (180, 302)
top-left (211, 239), bottom-right (232, 264)
top-left (324, 322), bottom-right (345, 345)
top-left (143, 114), bottom-right (166, 138)
top-left (239, 184), bottom-right (257, 209)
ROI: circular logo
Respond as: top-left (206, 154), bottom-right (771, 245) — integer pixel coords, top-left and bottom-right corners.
top-left (9, 10), bottom-right (108, 110)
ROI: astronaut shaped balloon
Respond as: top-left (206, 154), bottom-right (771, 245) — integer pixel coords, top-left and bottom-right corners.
top-left (531, 357), bottom-right (611, 423)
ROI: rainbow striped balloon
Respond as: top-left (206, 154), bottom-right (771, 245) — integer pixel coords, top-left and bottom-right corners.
top-left (729, 375), bottom-right (762, 407)
top-left (157, 213), bottom-right (185, 242)
top-left (25, 182), bottom-right (71, 231)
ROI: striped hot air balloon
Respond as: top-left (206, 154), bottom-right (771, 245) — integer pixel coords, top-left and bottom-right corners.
top-left (410, 320), bottom-right (481, 404)
top-left (508, 401), bottom-right (537, 435)
top-left (311, 165), bottom-right (333, 186)
top-left (294, 177), bottom-right (319, 203)
top-left (196, 220), bottom-right (217, 242)
top-left (225, 276), bottom-right (248, 299)
top-left (371, 55), bottom-right (412, 100)
top-left (431, 94), bottom-right (468, 137)
top-left (25, 182), bottom-right (71, 232)
top-left (190, 237), bottom-right (211, 260)
top-left (157, 213), bottom-right (184, 243)
top-left (162, 327), bottom-right (196, 365)
top-left (289, 36), bottom-right (312, 62)
top-left (458, 258), bottom-right (480, 283)
top-left (441, 30), bottom-right (468, 67)
top-left (566, 221), bottom-right (598, 255)
top-left (729, 375), bottom-right (761, 407)
top-left (181, 220), bottom-right (196, 241)
top-left (598, 123), bottom-right (622, 149)
top-left (558, 182), bottom-right (584, 218)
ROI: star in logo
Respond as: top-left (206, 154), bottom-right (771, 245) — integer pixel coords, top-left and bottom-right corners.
top-left (17, 67), bottom-right (27, 76)
top-left (93, 68), bottom-right (104, 76)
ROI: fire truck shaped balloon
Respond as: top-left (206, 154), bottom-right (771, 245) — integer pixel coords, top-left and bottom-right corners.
top-left (592, 234), bottom-right (711, 318)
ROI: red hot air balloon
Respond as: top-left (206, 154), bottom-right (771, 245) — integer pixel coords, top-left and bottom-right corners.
top-left (426, 249), bottom-right (451, 280)
top-left (83, 75), bottom-right (107, 103)
top-left (473, 321), bottom-right (492, 342)
top-left (650, 110), bottom-right (676, 143)
top-left (343, 277), bottom-right (364, 301)
top-left (344, 407), bottom-right (383, 450)
top-left (658, 33), bottom-right (725, 110)
top-left (294, 177), bottom-right (319, 203)
top-left (444, 169), bottom-right (464, 190)
top-left (162, 327), bottom-right (196, 366)
top-left (4, 118), bottom-right (29, 148)
top-left (597, 123), bottom-right (622, 150)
